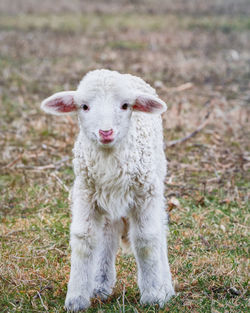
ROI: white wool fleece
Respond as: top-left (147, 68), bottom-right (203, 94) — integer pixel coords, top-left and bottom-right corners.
top-left (41, 69), bottom-right (175, 312)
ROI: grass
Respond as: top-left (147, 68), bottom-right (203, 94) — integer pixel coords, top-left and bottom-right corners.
top-left (187, 16), bottom-right (250, 32)
top-left (1, 13), bottom-right (250, 34)
top-left (0, 0), bottom-right (249, 312)
top-left (1, 188), bottom-right (248, 312)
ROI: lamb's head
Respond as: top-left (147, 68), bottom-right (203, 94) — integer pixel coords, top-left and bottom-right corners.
top-left (41, 69), bottom-right (167, 148)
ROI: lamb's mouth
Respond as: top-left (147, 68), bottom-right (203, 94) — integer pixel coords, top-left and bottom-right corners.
top-left (100, 138), bottom-right (114, 144)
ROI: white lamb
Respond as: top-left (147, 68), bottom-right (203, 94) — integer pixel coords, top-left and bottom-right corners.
top-left (41, 69), bottom-right (175, 312)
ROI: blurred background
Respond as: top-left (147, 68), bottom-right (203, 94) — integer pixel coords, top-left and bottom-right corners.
top-left (0, 1), bottom-right (249, 312)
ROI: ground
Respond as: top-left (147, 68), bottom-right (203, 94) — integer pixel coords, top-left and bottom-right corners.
top-left (0, 0), bottom-right (249, 312)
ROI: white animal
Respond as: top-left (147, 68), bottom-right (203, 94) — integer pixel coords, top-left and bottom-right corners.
top-left (41, 69), bottom-right (175, 312)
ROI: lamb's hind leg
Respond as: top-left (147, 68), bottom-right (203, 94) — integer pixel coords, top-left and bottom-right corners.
top-left (93, 218), bottom-right (120, 300)
top-left (130, 196), bottom-right (175, 307)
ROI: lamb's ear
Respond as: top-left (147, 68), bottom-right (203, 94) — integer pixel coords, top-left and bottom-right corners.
top-left (41, 91), bottom-right (78, 115)
top-left (132, 94), bottom-right (167, 114)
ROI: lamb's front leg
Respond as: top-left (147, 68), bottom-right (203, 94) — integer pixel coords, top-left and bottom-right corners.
top-left (65, 178), bottom-right (101, 312)
top-left (130, 196), bottom-right (175, 307)
top-left (93, 218), bottom-right (120, 300)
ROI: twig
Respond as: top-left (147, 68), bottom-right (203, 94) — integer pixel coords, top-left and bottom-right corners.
top-left (0, 230), bottom-right (24, 238)
top-left (173, 82), bottom-right (194, 92)
top-left (122, 284), bottom-right (125, 313)
top-left (33, 284), bottom-right (53, 299)
top-left (166, 110), bottom-right (211, 147)
top-left (16, 164), bottom-right (55, 170)
top-left (15, 156), bottom-right (70, 171)
top-left (13, 256), bottom-right (46, 259)
top-left (116, 297), bottom-right (122, 313)
top-left (1, 154), bottom-right (22, 169)
top-left (51, 172), bottom-right (69, 192)
top-left (199, 235), bottom-right (210, 247)
top-left (36, 291), bottom-right (48, 312)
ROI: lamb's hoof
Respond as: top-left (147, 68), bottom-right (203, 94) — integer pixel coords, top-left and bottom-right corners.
top-left (65, 295), bottom-right (90, 312)
top-left (163, 287), bottom-right (175, 304)
top-left (93, 286), bottom-right (112, 301)
top-left (140, 287), bottom-right (175, 308)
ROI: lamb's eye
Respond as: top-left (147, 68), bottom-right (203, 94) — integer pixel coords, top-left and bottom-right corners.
top-left (82, 104), bottom-right (89, 111)
top-left (121, 103), bottom-right (129, 110)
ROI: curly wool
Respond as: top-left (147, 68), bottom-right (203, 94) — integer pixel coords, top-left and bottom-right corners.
top-left (72, 70), bottom-right (166, 220)
top-left (73, 116), bottom-right (166, 220)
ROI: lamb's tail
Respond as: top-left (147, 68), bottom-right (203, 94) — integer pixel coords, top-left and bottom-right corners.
top-left (120, 217), bottom-right (132, 254)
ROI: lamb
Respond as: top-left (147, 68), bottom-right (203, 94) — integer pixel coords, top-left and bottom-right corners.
top-left (41, 69), bottom-right (175, 312)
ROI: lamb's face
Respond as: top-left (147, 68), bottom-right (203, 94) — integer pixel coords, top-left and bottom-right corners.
top-left (75, 76), bottom-right (135, 148)
top-left (41, 70), bottom-right (167, 149)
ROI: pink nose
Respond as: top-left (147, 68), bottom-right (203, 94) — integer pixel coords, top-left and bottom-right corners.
top-left (99, 129), bottom-right (113, 137)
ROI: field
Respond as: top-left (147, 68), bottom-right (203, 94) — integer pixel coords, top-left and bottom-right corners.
top-left (0, 0), bottom-right (249, 312)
